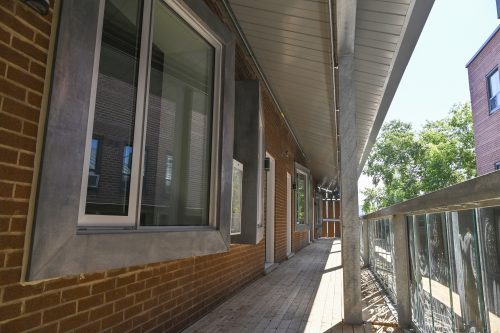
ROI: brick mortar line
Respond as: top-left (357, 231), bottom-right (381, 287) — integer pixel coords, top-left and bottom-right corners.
top-left (2, 7), bottom-right (52, 40)
top-left (0, 153), bottom-right (36, 166)
top-left (0, 106), bottom-right (40, 128)
top-left (0, 41), bottom-right (47, 75)
top-left (7, 25), bottom-right (50, 52)
top-left (4, 60), bottom-right (45, 83)
top-left (0, 82), bottom-right (44, 100)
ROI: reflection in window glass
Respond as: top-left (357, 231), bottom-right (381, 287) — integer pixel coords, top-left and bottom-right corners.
top-left (296, 172), bottom-right (306, 224)
top-left (140, 0), bottom-right (214, 226)
top-left (89, 138), bottom-right (99, 172)
top-left (488, 69), bottom-right (500, 112)
top-left (230, 160), bottom-right (243, 235)
top-left (85, 0), bottom-right (143, 216)
top-left (122, 146), bottom-right (132, 193)
top-left (165, 155), bottom-right (173, 187)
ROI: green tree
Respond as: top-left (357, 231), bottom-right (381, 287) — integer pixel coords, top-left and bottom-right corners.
top-left (363, 120), bottom-right (423, 210)
top-left (362, 103), bottom-right (476, 214)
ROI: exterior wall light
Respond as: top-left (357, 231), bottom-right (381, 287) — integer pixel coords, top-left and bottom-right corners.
top-left (24, 0), bottom-right (49, 15)
top-left (264, 157), bottom-right (270, 171)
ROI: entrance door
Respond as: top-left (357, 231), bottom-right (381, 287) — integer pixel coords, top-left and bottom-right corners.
top-left (265, 153), bottom-right (275, 265)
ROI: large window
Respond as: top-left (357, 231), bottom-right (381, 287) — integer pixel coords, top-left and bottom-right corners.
top-left (79, 0), bottom-right (220, 227)
top-left (29, 0), bottom-right (234, 280)
top-left (488, 68), bottom-right (500, 113)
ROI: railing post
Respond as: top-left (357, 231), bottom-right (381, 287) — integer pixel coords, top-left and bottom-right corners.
top-left (361, 219), bottom-right (369, 268)
top-left (392, 214), bottom-right (411, 328)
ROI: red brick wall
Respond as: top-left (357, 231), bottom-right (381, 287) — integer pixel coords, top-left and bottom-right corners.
top-left (467, 28), bottom-right (500, 176)
top-left (0, 1), bottom-right (312, 332)
top-left (261, 89), bottom-right (309, 260)
top-left (225, 5), bottom-right (310, 261)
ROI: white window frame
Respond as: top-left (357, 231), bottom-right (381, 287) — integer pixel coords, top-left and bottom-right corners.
top-left (78, 0), bottom-right (223, 228)
top-left (487, 67), bottom-right (500, 114)
top-left (295, 163), bottom-right (310, 226)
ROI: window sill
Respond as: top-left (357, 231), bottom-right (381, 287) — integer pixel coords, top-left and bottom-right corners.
top-left (77, 225), bottom-right (216, 235)
top-left (29, 228), bottom-right (229, 281)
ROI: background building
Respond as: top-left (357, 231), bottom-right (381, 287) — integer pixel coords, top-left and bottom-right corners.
top-left (467, 24), bottom-right (500, 176)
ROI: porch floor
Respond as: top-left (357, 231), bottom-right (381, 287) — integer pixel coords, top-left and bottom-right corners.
top-left (183, 239), bottom-right (400, 333)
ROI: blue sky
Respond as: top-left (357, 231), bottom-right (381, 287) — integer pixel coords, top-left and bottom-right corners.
top-left (358, 0), bottom-right (499, 208)
top-left (385, 0), bottom-right (499, 128)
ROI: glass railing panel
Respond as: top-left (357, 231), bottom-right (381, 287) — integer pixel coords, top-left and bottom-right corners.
top-left (477, 207), bottom-right (500, 333)
top-left (407, 210), bottom-right (489, 332)
top-left (408, 214), bottom-right (435, 333)
top-left (427, 212), bottom-right (454, 332)
top-left (368, 217), bottom-right (397, 303)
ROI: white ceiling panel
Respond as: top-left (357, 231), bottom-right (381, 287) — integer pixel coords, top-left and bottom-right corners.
top-left (226, 0), bottom-right (433, 184)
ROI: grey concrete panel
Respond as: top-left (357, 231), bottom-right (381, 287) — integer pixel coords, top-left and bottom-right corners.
top-left (231, 81), bottom-right (262, 245)
top-left (217, 36), bottom-right (236, 247)
top-left (29, 0), bottom-right (101, 281)
top-left (28, 0), bottom-right (235, 281)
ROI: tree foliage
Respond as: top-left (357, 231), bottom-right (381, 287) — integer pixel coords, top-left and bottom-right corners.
top-left (362, 103), bottom-right (476, 214)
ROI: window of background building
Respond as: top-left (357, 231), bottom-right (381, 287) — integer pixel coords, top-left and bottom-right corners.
top-left (488, 68), bottom-right (500, 113)
top-left (495, 161), bottom-right (500, 170)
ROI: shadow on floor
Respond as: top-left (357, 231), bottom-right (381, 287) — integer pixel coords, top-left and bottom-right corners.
top-left (361, 269), bottom-right (398, 333)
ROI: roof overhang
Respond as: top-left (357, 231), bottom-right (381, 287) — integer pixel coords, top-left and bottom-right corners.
top-left (224, 0), bottom-right (434, 185)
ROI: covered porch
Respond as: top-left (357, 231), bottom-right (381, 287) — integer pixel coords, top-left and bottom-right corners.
top-left (184, 239), bottom-right (399, 333)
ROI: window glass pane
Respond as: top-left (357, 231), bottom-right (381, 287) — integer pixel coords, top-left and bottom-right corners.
top-left (89, 138), bottom-right (99, 172)
top-left (140, 0), bottom-right (215, 226)
top-left (489, 70), bottom-right (500, 111)
top-left (296, 172), bottom-right (306, 224)
top-left (489, 70), bottom-right (500, 97)
top-left (85, 0), bottom-right (143, 216)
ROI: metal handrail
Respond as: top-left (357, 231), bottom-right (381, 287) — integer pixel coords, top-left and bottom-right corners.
top-left (361, 171), bottom-right (500, 220)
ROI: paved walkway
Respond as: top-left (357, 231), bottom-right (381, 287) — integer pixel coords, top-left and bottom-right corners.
top-left (183, 239), bottom-right (399, 333)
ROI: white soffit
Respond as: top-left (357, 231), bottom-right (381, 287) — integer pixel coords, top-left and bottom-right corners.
top-left (354, 0), bottom-right (434, 175)
top-left (227, 0), bottom-right (338, 184)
